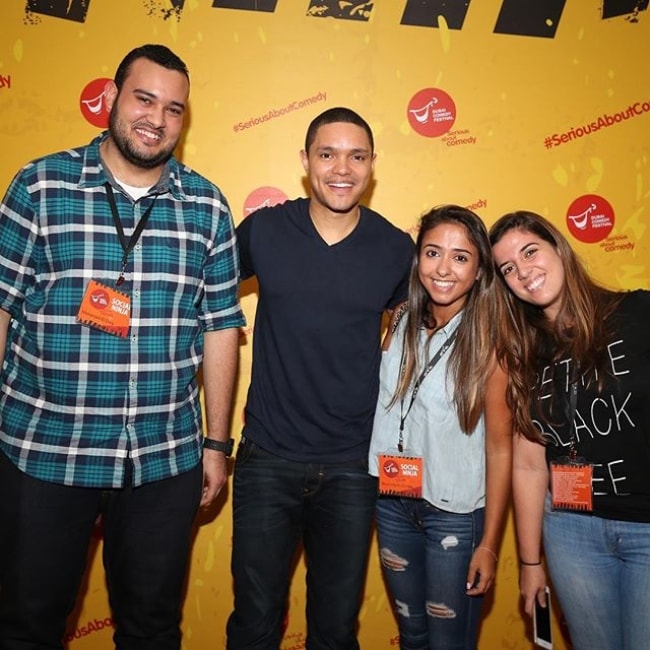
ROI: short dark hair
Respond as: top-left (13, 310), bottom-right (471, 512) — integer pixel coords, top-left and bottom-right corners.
top-left (114, 44), bottom-right (189, 91)
top-left (304, 107), bottom-right (374, 153)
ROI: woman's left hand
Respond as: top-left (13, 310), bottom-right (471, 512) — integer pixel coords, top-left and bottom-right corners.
top-left (465, 546), bottom-right (497, 595)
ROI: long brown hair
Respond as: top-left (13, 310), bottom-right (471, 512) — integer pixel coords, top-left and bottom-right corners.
top-left (391, 205), bottom-right (499, 434)
top-left (489, 211), bottom-right (623, 442)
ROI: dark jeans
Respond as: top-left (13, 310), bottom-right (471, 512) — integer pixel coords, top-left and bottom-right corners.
top-left (226, 438), bottom-right (378, 650)
top-left (0, 450), bottom-right (203, 650)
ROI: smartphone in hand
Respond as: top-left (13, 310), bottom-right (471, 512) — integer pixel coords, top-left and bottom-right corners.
top-left (533, 586), bottom-right (552, 649)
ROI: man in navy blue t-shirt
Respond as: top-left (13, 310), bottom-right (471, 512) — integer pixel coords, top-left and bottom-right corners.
top-left (227, 107), bottom-right (413, 650)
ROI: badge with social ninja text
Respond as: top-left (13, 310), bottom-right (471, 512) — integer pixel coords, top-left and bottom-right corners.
top-left (77, 279), bottom-right (130, 338)
top-left (378, 452), bottom-right (423, 498)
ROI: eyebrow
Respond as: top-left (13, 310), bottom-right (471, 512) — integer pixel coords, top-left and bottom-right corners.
top-left (316, 145), bottom-right (370, 155)
top-left (133, 88), bottom-right (186, 111)
top-left (423, 243), bottom-right (473, 255)
top-left (497, 241), bottom-right (535, 270)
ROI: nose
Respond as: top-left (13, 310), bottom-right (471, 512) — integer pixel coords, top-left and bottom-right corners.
top-left (146, 104), bottom-right (166, 128)
top-left (516, 263), bottom-right (531, 280)
top-left (332, 155), bottom-right (351, 174)
top-left (436, 256), bottom-right (451, 277)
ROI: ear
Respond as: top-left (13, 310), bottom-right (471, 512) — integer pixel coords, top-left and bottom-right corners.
top-left (103, 80), bottom-right (118, 113)
top-left (299, 149), bottom-right (309, 173)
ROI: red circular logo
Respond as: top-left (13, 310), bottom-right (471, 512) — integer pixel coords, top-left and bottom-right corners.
top-left (407, 88), bottom-right (457, 138)
top-left (89, 288), bottom-right (109, 310)
top-left (79, 78), bottom-right (111, 128)
top-left (382, 459), bottom-right (400, 477)
top-left (566, 194), bottom-right (615, 244)
top-left (242, 186), bottom-right (288, 219)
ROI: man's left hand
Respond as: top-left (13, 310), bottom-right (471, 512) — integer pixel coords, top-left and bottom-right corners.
top-left (201, 449), bottom-right (229, 507)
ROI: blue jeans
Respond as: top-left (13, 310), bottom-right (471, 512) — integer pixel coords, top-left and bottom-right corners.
top-left (226, 437), bottom-right (377, 650)
top-left (0, 450), bottom-right (202, 650)
top-left (376, 497), bottom-right (485, 650)
top-left (543, 497), bottom-right (650, 650)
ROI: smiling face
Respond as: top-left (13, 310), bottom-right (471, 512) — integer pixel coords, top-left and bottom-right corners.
top-left (104, 57), bottom-right (188, 175)
top-left (299, 121), bottom-right (375, 220)
top-left (492, 227), bottom-right (566, 322)
top-left (418, 222), bottom-right (480, 322)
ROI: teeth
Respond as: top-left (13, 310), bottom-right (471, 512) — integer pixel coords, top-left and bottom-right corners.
top-left (136, 128), bottom-right (161, 141)
top-left (526, 276), bottom-right (544, 292)
top-left (434, 280), bottom-right (453, 288)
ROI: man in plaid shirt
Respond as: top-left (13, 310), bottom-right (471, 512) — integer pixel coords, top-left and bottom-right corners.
top-left (0, 44), bottom-right (244, 649)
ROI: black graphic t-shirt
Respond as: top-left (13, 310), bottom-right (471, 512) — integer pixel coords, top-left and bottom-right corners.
top-left (534, 290), bottom-right (650, 522)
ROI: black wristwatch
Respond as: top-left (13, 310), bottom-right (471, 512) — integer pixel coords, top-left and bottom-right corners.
top-left (203, 437), bottom-right (235, 457)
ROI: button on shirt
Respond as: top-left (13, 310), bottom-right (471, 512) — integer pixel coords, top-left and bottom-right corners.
top-left (0, 133), bottom-right (245, 488)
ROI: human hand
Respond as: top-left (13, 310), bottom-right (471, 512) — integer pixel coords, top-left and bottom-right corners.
top-left (200, 449), bottom-right (228, 507)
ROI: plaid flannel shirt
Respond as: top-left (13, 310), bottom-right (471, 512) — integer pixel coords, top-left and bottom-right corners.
top-left (0, 133), bottom-right (245, 487)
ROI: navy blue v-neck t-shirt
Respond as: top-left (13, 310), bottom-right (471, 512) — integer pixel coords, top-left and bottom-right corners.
top-left (237, 198), bottom-right (413, 463)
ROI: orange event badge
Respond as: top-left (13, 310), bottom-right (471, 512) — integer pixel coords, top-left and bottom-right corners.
top-left (378, 454), bottom-right (423, 499)
top-left (550, 461), bottom-right (593, 512)
top-left (77, 279), bottom-right (130, 338)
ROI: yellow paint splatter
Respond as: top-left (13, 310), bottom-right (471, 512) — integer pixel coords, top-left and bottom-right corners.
top-left (624, 209), bottom-right (646, 241)
top-left (169, 18), bottom-right (179, 41)
top-left (586, 157), bottom-right (604, 191)
top-left (552, 164), bottom-right (568, 187)
top-left (617, 265), bottom-right (647, 286)
top-left (437, 15), bottom-right (451, 54)
top-left (13, 40), bottom-right (23, 63)
top-left (204, 540), bottom-right (215, 572)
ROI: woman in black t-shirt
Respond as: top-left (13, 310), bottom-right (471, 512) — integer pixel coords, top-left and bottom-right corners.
top-left (490, 210), bottom-right (650, 650)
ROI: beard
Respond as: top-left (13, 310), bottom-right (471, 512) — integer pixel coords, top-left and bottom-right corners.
top-left (108, 108), bottom-right (176, 170)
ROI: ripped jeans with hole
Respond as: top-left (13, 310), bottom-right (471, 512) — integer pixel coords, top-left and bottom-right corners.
top-left (376, 496), bottom-right (485, 650)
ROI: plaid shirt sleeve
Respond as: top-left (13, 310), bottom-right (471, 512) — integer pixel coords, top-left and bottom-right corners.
top-left (0, 164), bottom-right (40, 318)
top-left (199, 192), bottom-right (245, 332)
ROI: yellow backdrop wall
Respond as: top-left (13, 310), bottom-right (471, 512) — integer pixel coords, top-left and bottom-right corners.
top-left (1, 1), bottom-right (649, 648)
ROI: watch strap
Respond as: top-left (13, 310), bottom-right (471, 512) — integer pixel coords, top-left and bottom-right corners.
top-left (203, 437), bottom-right (234, 456)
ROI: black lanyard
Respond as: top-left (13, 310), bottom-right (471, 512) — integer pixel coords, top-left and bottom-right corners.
top-left (562, 373), bottom-right (580, 461)
top-left (397, 329), bottom-right (457, 452)
top-left (105, 182), bottom-right (157, 286)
